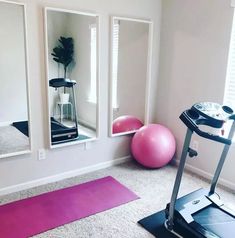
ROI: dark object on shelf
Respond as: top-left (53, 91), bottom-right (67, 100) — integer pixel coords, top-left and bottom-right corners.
top-left (12, 121), bottom-right (29, 137)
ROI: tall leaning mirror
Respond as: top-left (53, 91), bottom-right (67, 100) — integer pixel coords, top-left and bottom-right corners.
top-left (44, 8), bottom-right (99, 148)
top-left (0, 1), bottom-right (31, 158)
top-left (109, 16), bottom-right (152, 136)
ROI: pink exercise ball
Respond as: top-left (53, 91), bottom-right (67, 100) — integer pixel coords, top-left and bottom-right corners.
top-left (112, 115), bottom-right (144, 134)
top-left (131, 124), bottom-right (176, 168)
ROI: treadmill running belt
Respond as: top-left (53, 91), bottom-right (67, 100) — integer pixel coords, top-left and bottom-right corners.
top-left (193, 206), bottom-right (235, 238)
top-left (50, 117), bottom-right (91, 143)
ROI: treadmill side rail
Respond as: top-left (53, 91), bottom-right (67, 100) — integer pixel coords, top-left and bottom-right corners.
top-left (179, 195), bottom-right (212, 223)
top-left (207, 194), bottom-right (235, 218)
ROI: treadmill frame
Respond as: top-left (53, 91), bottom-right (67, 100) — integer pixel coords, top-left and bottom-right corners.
top-left (165, 118), bottom-right (235, 237)
top-left (49, 78), bottom-right (79, 144)
top-left (138, 103), bottom-right (235, 238)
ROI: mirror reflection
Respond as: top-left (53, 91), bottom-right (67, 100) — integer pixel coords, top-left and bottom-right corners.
top-left (110, 17), bottom-right (151, 136)
top-left (0, 2), bottom-right (30, 157)
top-left (45, 9), bottom-right (98, 146)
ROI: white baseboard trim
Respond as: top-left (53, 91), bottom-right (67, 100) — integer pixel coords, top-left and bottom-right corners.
top-left (0, 156), bottom-right (131, 196)
top-left (175, 160), bottom-right (235, 190)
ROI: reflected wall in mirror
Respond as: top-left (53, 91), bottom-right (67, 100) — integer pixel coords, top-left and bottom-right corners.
top-left (45, 8), bottom-right (99, 147)
top-left (0, 1), bottom-right (30, 158)
top-left (110, 17), bottom-right (152, 136)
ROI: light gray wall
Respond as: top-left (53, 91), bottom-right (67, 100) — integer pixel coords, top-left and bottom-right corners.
top-left (156, 0), bottom-right (235, 186)
top-left (113, 20), bottom-right (149, 122)
top-left (0, 0), bottom-right (161, 189)
top-left (47, 11), bottom-right (68, 79)
top-left (47, 11), bottom-right (69, 114)
top-left (47, 12), bottom-right (97, 128)
top-left (0, 2), bottom-right (28, 124)
top-left (68, 14), bottom-right (97, 128)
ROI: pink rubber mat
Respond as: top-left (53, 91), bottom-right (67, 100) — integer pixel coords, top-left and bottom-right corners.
top-left (0, 176), bottom-right (139, 238)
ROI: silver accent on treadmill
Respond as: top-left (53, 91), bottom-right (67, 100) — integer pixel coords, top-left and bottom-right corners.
top-left (164, 220), bottom-right (184, 238)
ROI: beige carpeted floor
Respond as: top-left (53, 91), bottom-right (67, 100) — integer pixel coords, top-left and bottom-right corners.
top-left (0, 125), bottom-right (29, 155)
top-left (0, 161), bottom-right (234, 238)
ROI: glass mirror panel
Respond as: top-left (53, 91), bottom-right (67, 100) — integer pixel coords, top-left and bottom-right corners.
top-left (45, 8), bottom-right (99, 147)
top-left (110, 17), bottom-right (152, 136)
top-left (0, 1), bottom-right (30, 158)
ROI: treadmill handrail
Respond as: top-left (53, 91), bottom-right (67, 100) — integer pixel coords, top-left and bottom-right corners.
top-left (194, 127), bottom-right (231, 145)
top-left (49, 78), bottom-right (76, 88)
top-left (180, 111), bottom-right (232, 145)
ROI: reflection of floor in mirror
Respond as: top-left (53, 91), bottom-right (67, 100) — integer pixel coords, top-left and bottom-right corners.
top-left (0, 125), bottom-right (29, 156)
top-left (61, 119), bottom-right (96, 138)
top-left (78, 124), bottom-right (96, 138)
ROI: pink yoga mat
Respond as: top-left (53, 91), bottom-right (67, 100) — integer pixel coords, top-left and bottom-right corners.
top-left (0, 176), bottom-right (139, 238)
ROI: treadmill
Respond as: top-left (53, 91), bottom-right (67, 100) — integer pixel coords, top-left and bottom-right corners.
top-left (139, 102), bottom-right (235, 238)
top-left (49, 78), bottom-right (79, 144)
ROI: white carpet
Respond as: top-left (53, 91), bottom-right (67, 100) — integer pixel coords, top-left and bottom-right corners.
top-left (0, 161), bottom-right (234, 237)
top-left (0, 125), bottom-right (29, 155)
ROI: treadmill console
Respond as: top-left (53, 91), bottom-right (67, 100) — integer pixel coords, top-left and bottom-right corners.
top-left (180, 102), bottom-right (234, 144)
top-left (192, 102), bottom-right (233, 124)
top-left (49, 78), bottom-right (76, 88)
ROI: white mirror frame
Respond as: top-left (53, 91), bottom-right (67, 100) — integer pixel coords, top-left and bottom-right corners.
top-left (44, 7), bottom-right (100, 149)
top-left (0, 0), bottom-right (32, 159)
top-left (109, 16), bottom-right (153, 137)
